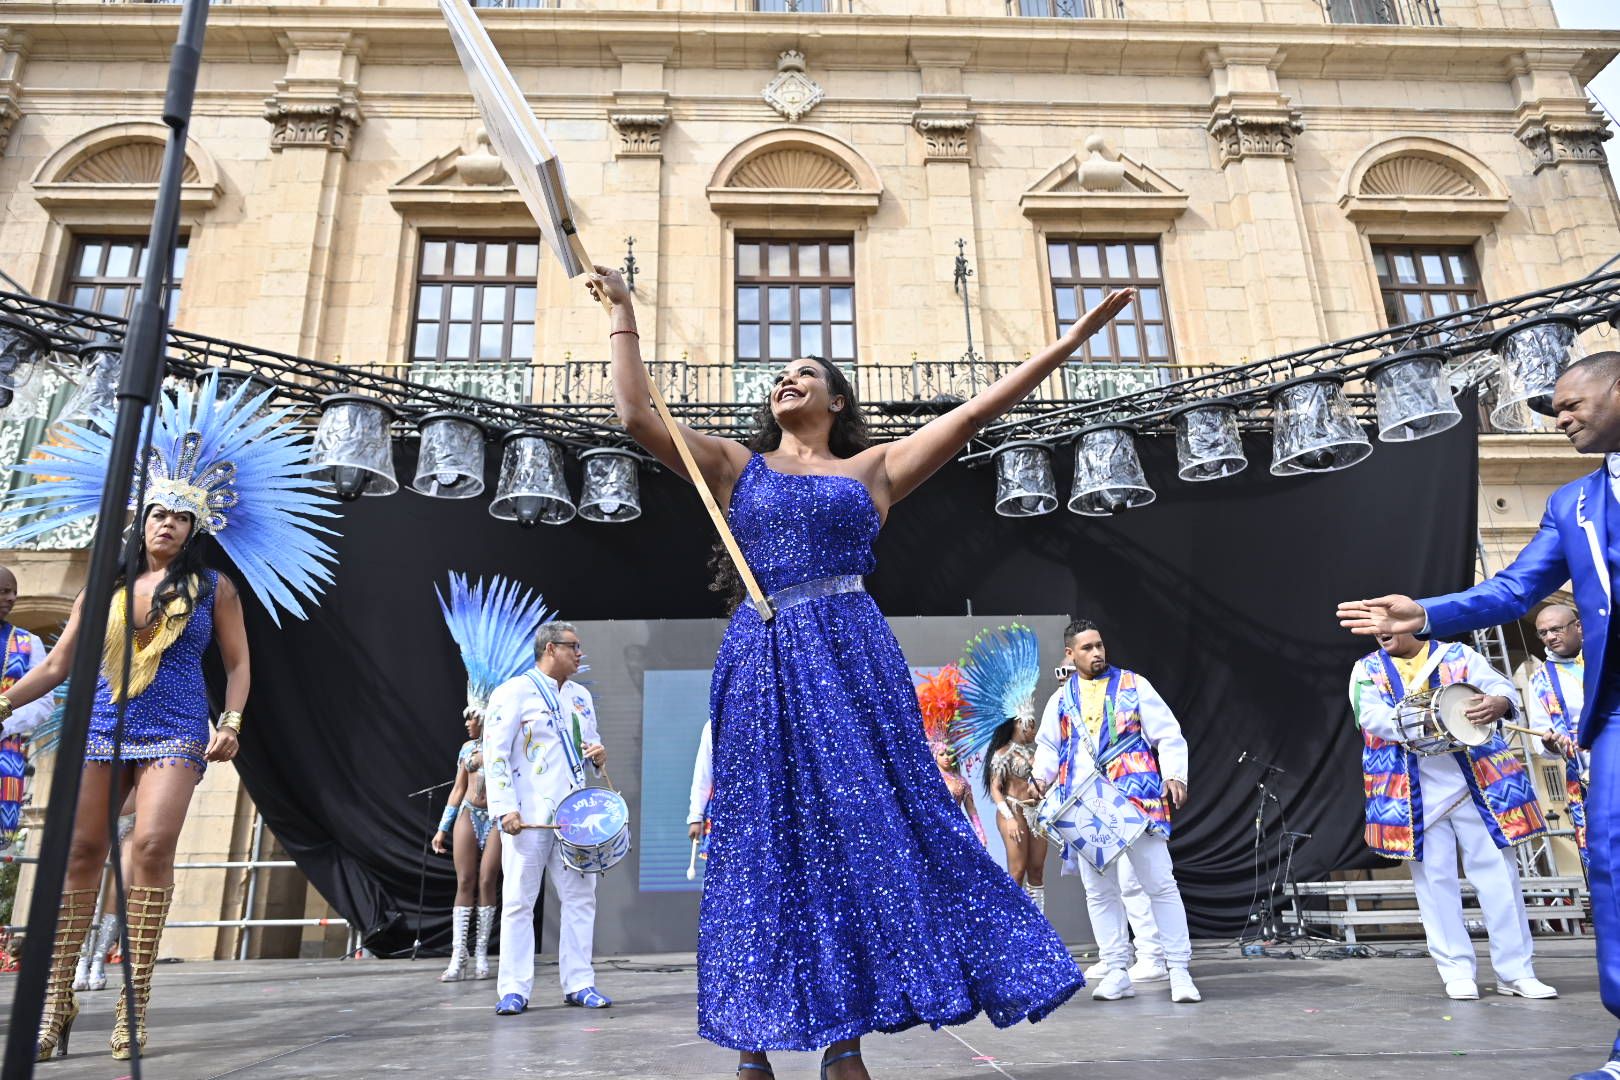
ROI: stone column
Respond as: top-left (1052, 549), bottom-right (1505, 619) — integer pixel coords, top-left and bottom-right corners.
top-left (1204, 46), bottom-right (1327, 358)
top-left (257, 31), bottom-right (364, 360)
top-left (0, 28), bottom-right (26, 158)
top-left (909, 45), bottom-right (981, 369)
top-left (1509, 49), bottom-right (1620, 273)
top-left (606, 44), bottom-right (671, 373)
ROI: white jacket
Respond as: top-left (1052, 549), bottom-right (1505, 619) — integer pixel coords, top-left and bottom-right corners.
top-left (483, 667), bottom-right (601, 824)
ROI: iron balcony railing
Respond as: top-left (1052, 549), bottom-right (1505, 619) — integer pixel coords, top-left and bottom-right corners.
top-left (1321, 0), bottom-right (1443, 26)
top-left (1010, 0), bottom-right (1128, 16)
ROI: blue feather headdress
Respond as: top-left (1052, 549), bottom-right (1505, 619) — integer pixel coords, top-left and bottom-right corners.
top-left (436, 571), bottom-right (552, 715)
top-left (953, 623), bottom-right (1041, 765)
top-left (0, 373), bottom-right (340, 625)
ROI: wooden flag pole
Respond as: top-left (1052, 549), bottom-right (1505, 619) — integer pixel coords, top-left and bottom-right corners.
top-left (438, 0), bottom-right (773, 620)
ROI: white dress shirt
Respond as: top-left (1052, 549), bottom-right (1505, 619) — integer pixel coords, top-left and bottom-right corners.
top-left (1033, 670), bottom-right (1189, 787)
top-left (483, 667), bottom-right (601, 824)
top-left (688, 720), bottom-right (713, 826)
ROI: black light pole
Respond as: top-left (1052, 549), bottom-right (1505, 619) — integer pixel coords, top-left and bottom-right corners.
top-left (1, 0), bottom-right (210, 1072)
top-left (952, 238), bottom-right (982, 390)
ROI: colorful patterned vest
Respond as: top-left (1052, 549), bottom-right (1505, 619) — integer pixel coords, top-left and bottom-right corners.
top-left (1529, 654), bottom-right (1587, 865)
top-left (1356, 642), bottom-right (1546, 861)
top-left (1055, 668), bottom-right (1171, 835)
top-left (0, 625), bottom-right (35, 848)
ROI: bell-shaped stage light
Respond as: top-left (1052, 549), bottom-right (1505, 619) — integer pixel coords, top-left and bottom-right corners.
top-left (311, 394), bottom-right (400, 501)
top-left (411, 412), bottom-right (486, 499)
top-left (1068, 424), bottom-right (1155, 516)
top-left (1168, 400), bottom-right (1246, 482)
top-left (0, 316), bottom-right (50, 413)
top-left (1367, 349), bottom-right (1461, 443)
top-left (490, 430), bottom-right (575, 527)
top-left (1489, 314), bottom-right (1582, 431)
top-left (578, 448), bottom-right (643, 523)
top-left (991, 441), bottom-right (1059, 517)
top-left (57, 342), bottom-right (123, 424)
top-left (1269, 375), bottom-right (1373, 476)
top-left (197, 365), bottom-right (276, 402)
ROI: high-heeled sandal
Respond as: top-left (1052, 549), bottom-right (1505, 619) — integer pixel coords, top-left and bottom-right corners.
top-left (736, 1062), bottom-right (774, 1078)
top-left (821, 1048), bottom-right (862, 1080)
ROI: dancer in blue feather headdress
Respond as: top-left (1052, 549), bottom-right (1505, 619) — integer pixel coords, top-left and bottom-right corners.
top-left (0, 371), bottom-right (341, 1061)
top-left (955, 624), bottom-right (1049, 913)
top-left (430, 572), bottom-right (551, 984)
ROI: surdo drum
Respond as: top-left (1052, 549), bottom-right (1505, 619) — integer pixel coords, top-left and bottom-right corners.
top-left (552, 786), bottom-right (633, 874)
top-left (1393, 682), bottom-right (1495, 756)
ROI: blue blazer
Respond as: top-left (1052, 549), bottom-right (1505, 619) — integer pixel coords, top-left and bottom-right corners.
top-left (1423, 466), bottom-right (1615, 748)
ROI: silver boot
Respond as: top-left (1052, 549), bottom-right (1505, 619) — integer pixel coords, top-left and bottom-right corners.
top-left (439, 906), bottom-right (471, 983)
top-left (86, 913), bottom-right (119, 991)
top-left (473, 906), bottom-right (496, 980)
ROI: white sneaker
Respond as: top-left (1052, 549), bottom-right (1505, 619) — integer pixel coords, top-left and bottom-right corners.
top-left (1083, 958), bottom-right (1112, 981)
top-left (1169, 967), bottom-right (1201, 1003)
top-left (1091, 968), bottom-right (1135, 1001)
top-left (1128, 958), bottom-right (1170, 983)
top-left (1445, 978), bottom-right (1479, 1000)
top-left (1496, 977), bottom-right (1558, 999)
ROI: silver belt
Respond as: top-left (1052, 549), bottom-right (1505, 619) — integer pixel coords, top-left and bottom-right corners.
top-left (768, 574), bottom-right (865, 611)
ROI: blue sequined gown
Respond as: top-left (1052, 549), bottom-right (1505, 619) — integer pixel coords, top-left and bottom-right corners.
top-left (697, 455), bottom-right (1082, 1052)
top-left (85, 570), bottom-right (217, 773)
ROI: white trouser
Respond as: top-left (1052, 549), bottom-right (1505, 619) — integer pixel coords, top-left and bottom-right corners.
top-left (1116, 858), bottom-right (1164, 965)
top-left (1406, 808), bottom-right (1535, 984)
top-left (497, 827), bottom-right (598, 1000)
top-left (1079, 833), bottom-right (1192, 969)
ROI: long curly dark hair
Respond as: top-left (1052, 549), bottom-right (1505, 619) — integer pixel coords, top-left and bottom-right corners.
top-left (709, 356), bottom-right (872, 613)
top-left (981, 717), bottom-right (1019, 792)
top-left (117, 507), bottom-right (216, 630)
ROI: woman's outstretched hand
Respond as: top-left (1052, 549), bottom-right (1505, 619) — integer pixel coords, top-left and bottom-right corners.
top-left (588, 265), bottom-right (632, 308)
top-left (1065, 288), bottom-right (1136, 347)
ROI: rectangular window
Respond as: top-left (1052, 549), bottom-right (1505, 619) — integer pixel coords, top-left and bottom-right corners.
top-left (411, 237), bottom-right (540, 364)
top-left (1013, 0), bottom-right (1123, 17)
top-left (1046, 238), bottom-right (1173, 363)
top-left (754, 0), bottom-right (830, 10)
top-left (1373, 244), bottom-right (1484, 328)
top-left (734, 237), bottom-right (856, 366)
top-left (1324, 0), bottom-right (1441, 27)
top-left (62, 235), bottom-right (188, 321)
top-left (1541, 765), bottom-right (1566, 802)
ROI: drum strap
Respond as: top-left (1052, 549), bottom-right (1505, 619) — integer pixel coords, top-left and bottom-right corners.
top-left (525, 670), bottom-right (586, 789)
top-left (1378, 641), bottom-right (1445, 700)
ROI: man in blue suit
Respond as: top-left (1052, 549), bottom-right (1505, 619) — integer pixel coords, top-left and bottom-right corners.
top-left (1338, 350), bottom-right (1620, 1080)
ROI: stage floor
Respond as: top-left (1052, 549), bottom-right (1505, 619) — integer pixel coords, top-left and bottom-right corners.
top-left (0, 939), bottom-right (1613, 1078)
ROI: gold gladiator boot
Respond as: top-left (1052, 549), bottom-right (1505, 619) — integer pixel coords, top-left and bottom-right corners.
top-left (37, 888), bottom-right (95, 1061)
top-left (110, 884), bottom-right (172, 1061)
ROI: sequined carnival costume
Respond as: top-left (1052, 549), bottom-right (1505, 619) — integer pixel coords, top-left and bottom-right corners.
top-left (0, 373), bottom-right (338, 1061)
top-left (913, 664), bottom-right (985, 847)
top-left (698, 455), bottom-right (1082, 1052)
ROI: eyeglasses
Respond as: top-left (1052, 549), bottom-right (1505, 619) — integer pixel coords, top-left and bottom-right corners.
top-left (1536, 623), bottom-right (1578, 639)
top-left (552, 640), bottom-right (584, 653)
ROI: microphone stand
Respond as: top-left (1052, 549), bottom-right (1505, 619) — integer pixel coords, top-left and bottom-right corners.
top-left (408, 779), bottom-right (455, 961)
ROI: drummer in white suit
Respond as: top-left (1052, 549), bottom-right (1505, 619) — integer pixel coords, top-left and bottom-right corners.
top-left (687, 720), bottom-right (713, 847)
top-left (484, 620), bottom-right (611, 1015)
top-left (1033, 619), bottom-right (1200, 1005)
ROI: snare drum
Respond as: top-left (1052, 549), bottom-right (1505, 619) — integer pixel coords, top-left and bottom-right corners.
top-left (1036, 769), bottom-right (1151, 872)
top-left (552, 787), bottom-right (633, 874)
top-left (1393, 681), bottom-right (1495, 756)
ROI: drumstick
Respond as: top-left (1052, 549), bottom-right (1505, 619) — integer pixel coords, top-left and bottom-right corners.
top-left (519, 822), bottom-right (562, 830)
top-left (686, 839), bottom-right (699, 880)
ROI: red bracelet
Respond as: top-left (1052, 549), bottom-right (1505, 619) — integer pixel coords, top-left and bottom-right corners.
top-left (610, 329), bottom-right (640, 339)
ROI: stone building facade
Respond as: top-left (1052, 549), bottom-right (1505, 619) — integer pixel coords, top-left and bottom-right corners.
top-left (0, 0), bottom-right (1616, 953)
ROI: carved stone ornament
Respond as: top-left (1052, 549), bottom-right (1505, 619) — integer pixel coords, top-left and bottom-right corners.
top-left (454, 128), bottom-right (507, 185)
top-left (912, 114), bottom-right (974, 163)
top-left (0, 96), bottom-right (17, 158)
top-left (1207, 107), bottom-right (1304, 166)
top-left (609, 112), bottom-right (670, 158)
top-left (762, 50), bottom-right (824, 124)
top-left (264, 95), bottom-right (363, 154)
top-left (1519, 121), bottom-right (1612, 172)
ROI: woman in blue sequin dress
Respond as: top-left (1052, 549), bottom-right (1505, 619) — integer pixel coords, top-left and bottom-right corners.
top-left (591, 266), bottom-right (1133, 1078)
top-left (2, 505), bottom-right (251, 1059)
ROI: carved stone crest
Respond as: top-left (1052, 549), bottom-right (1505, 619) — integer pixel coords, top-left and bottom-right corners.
top-left (1207, 106), bottom-right (1304, 166)
top-left (264, 95), bottom-right (363, 154)
top-left (912, 113), bottom-right (974, 163)
top-left (1519, 120), bottom-right (1612, 172)
top-left (609, 113), bottom-right (670, 158)
top-left (0, 97), bottom-right (17, 158)
top-left (762, 51), bottom-right (824, 124)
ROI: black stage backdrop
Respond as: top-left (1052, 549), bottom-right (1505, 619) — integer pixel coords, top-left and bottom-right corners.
top-left (225, 414), bottom-right (1475, 952)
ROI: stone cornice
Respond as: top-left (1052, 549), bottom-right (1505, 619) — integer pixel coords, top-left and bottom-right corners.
top-left (0, 8), bottom-right (1614, 82)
